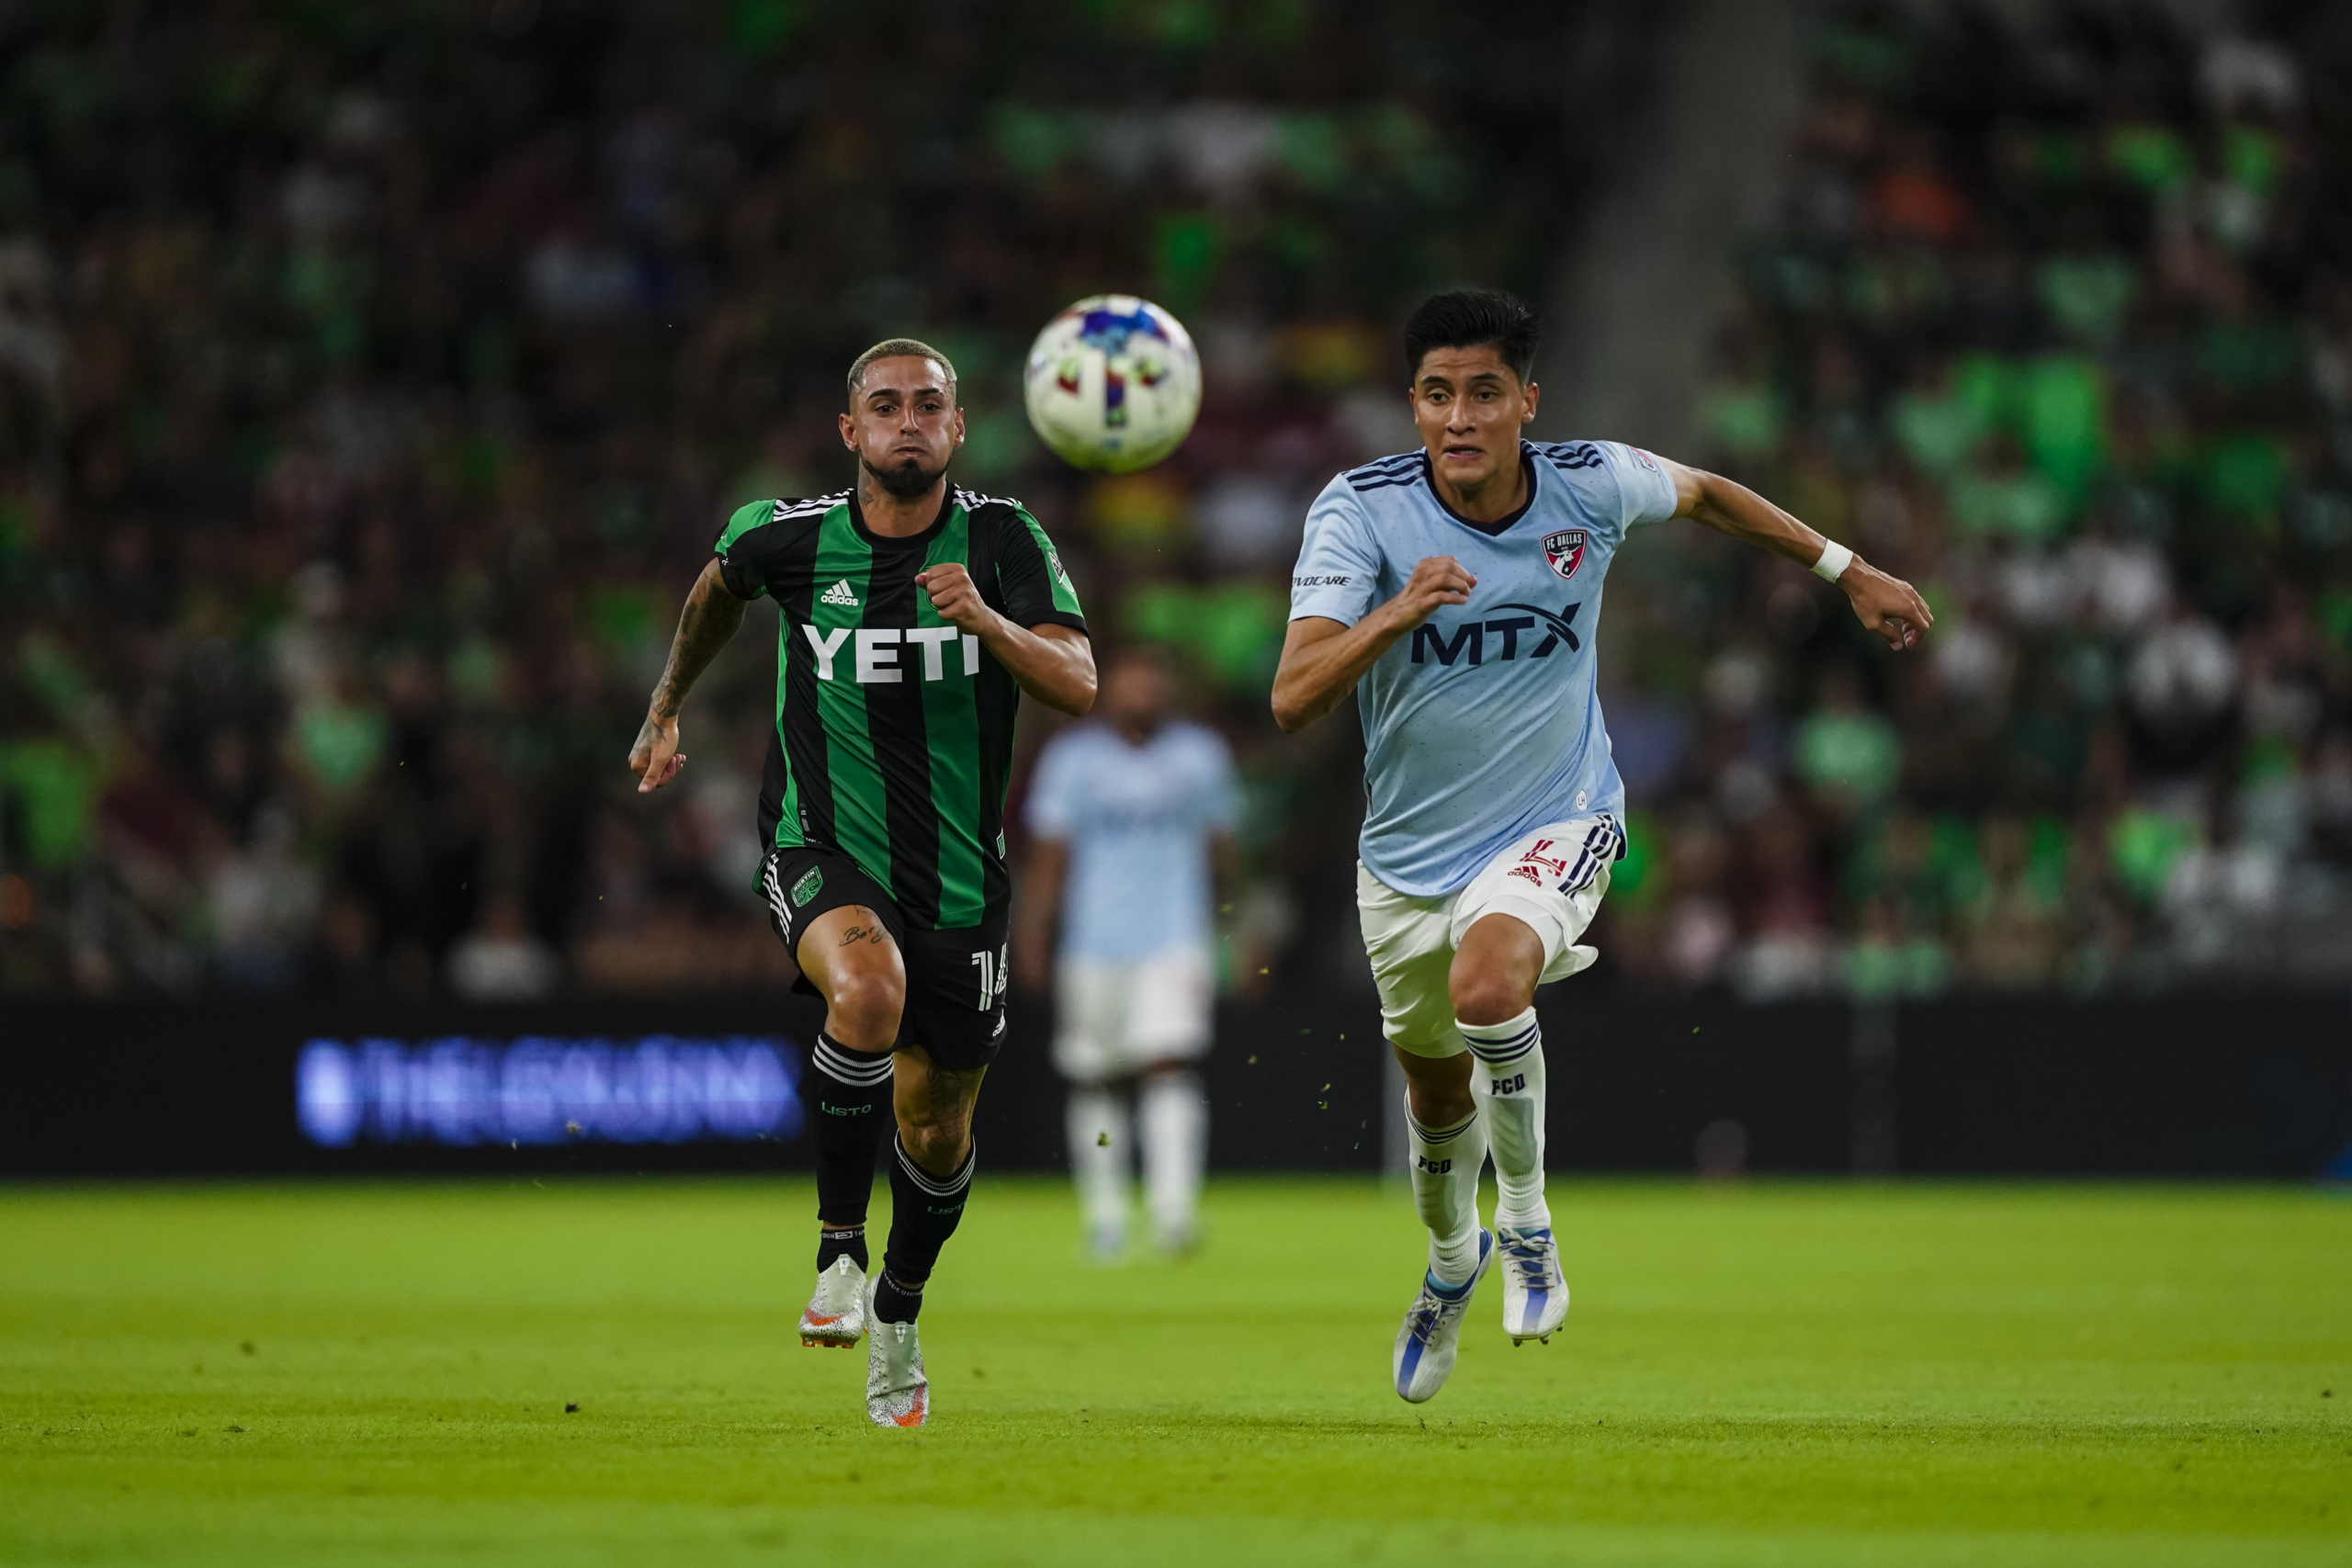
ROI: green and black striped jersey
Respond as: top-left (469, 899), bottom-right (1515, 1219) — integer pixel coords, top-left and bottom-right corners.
top-left (713, 485), bottom-right (1087, 931)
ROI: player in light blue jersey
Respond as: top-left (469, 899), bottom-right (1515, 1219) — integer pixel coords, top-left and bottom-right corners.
top-left (1019, 647), bottom-right (1238, 1258)
top-left (1272, 289), bottom-right (1932, 1403)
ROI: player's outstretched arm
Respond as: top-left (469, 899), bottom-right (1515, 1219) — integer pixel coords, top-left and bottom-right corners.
top-left (915, 562), bottom-right (1096, 716)
top-left (1271, 556), bottom-right (1475, 732)
top-left (1660, 457), bottom-right (1933, 651)
top-left (628, 558), bottom-right (752, 795)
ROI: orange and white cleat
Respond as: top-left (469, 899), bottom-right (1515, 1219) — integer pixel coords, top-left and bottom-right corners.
top-left (863, 1281), bottom-right (928, 1428)
top-left (798, 1255), bottom-right (866, 1348)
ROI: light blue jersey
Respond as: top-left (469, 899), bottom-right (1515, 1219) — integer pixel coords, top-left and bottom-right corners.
top-left (1025, 719), bottom-right (1238, 962)
top-left (1288, 439), bottom-right (1679, 896)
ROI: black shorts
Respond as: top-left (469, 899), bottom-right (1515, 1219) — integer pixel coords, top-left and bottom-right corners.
top-left (760, 844), bottom-right (1009, 1074)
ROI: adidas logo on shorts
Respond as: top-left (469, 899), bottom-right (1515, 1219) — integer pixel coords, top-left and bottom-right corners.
top-left (819, 579), bottom-right (859, 607)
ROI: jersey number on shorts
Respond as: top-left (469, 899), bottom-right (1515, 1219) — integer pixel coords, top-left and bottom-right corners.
top-left (969, 944), bottom-right (1010, 1011)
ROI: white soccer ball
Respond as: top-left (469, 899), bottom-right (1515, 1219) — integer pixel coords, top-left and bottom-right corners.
top-left (1022, 295), bottom-right (1202, 474)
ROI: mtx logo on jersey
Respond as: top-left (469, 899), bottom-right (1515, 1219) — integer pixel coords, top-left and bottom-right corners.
top-left (1544, 529), bottom-right (1587, 581)
top-left (803, 626), bottom-right (983, 683)
top-left (1410, 601), bottom-right (1581, 666)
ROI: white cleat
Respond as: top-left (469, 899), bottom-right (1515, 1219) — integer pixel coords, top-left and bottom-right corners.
top-left (1496, 1224), bottom-right (1568, 1345)
top-left (1392, 1229), bottom-right (1495, 1404)
top-left (798, 1255), bottom-right (866, 1348)
top-left (864, 1281), bottom-right (929, 1428)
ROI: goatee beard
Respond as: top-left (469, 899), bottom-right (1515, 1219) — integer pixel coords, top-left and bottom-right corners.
top-left (862, 453), bottom-right (948, 500)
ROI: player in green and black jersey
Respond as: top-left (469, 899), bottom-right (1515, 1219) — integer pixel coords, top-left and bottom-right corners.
top-left (628, 339), bottom-right (1095, 1428)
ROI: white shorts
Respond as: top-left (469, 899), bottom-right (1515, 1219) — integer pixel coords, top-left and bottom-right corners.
top-left (1053, 948), bottom-right (1214, 1082)
top-left (1357, 815), bottom-right (1622, 1059)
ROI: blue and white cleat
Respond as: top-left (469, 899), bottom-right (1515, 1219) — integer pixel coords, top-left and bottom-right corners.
top-left (1392, 1229), bottom-right (1495, 1404)
top-left (1496, 1224), bottom-right (1568, 1345)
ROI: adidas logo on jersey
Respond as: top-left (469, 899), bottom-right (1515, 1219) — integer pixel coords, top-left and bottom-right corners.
top-left (819, 579), bottom-right (859, 607)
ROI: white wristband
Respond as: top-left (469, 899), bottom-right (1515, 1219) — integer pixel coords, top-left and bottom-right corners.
top-left (1811, 539), bottom-right (1854, 583)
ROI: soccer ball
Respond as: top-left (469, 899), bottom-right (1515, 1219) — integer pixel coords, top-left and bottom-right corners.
top-left (1022, 295), bottom-right (1202, 473)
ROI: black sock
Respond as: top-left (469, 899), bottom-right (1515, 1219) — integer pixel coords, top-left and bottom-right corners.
top-left (808, 1032), bottom-right (892, 1269)
top-left (876, 1134), bottom-right (976, 1324)
top-left (873, 1268), bottom-right (924, 1325)
top-left (818, 1224), bottom-right (866, 1272)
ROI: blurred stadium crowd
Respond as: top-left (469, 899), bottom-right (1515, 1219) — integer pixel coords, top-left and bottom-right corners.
top-left (1, 0), bottom-right (2347, 1000)
top-left (0, 0), bottom-right (1612, 996)
top-left (1601, 0), bottom-right (2352, 997)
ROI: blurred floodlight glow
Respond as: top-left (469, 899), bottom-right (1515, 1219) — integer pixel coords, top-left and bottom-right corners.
top-left (296, 1037), bottom-right (802, 1148)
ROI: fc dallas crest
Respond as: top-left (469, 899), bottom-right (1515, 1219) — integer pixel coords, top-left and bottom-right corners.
top-left (1543, 529), bottom-right (1587, 581)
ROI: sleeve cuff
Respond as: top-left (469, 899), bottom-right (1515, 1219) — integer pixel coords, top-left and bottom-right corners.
top-left (715, 556), bottom-right (764, 602)
top-left (1023, 611), bottom-right (1090, 636)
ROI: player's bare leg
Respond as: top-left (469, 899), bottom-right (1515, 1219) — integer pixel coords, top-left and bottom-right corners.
top-left (865, 1045), bottom-right (986, 1427)
top-left (1450, 913), bottom-right (1566, 1344)
top-left (792, 906), bottom-right (905, 1348)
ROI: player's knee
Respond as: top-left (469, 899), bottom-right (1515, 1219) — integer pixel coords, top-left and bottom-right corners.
top-left (825, 968), bottom-right (904, 1051)
top-left (1448, 965), bottom-right (1530, 1028)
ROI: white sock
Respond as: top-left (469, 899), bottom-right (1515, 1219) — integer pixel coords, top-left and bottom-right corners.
top-left (1463, 1008), bottom-right (1549, 1232)
top-left (1138, 1070), bottom-right (1205, 1246)
top-left (1406, 1093), bottom-right (1487, 1285)
top-left (1065, 1084), bottom-right (1129, 1241)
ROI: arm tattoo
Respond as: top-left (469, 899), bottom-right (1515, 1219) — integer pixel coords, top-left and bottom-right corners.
top-left (649, 569), bottom-right (748, 719)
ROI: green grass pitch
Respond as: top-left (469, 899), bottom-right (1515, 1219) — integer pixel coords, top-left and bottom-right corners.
top-left (4, 1178), bottom-right (2347, 1566)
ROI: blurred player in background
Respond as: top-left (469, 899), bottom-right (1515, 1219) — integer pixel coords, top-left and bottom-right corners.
top-left (629, 339), bottom-right (1094, 1427)
top-left (1272, 289), bottom-right (1932, 1403)
top-left (1017, 647), bottom-right (1238, 1258)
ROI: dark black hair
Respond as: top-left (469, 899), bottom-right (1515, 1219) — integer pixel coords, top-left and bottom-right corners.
top-left (1402, 288), bottom-right (1541, 385)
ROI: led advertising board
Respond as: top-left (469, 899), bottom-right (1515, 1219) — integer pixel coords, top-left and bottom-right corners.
top-left (297, 1035), bottom-right (802, 1149)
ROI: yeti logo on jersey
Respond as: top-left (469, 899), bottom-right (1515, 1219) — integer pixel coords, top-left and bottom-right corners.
top-left (803, 625), bottom-right (983, 682)
top-left (1543, 529), bottom-right (1587, 581)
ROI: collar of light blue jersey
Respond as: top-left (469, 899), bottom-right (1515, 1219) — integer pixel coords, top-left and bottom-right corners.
top-left (1421, 445), bottom-right (1541, 539)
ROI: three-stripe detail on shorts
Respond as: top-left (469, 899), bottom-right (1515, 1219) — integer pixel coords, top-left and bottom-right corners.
top-left (1555, 814), bottom-right (1623, 897)
top-left (763, 854), bottom-right (797, 944)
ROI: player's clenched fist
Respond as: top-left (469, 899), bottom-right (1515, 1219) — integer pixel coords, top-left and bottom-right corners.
top-left (1839, 560), bottom-right (1935, 651)
top-left (1388, 555), bottom-right (1477, 630)
top-left (915, 562), bottom-right (995, 634)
